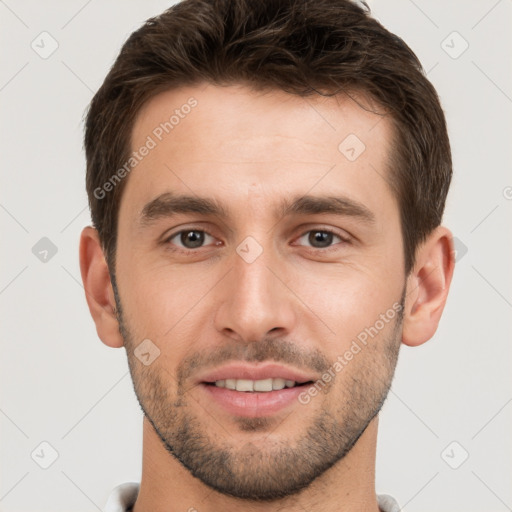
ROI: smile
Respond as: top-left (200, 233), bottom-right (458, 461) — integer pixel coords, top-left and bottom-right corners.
top-left (212, 377), bottom-right (300, 392)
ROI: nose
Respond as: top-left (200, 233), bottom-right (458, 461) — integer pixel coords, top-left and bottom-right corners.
top-left (213, 241), bottom-right (297, 343)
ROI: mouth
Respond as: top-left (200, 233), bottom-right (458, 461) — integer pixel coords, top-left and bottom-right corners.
top-left (197, 363), bottom-right (318, 417)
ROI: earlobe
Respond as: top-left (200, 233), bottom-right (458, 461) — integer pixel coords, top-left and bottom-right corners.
top-left (402, 226), bottom-right (455, 347)
top-left (79, 226), bottom-right (124, 348)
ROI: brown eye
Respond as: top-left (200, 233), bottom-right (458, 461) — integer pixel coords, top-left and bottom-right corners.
top-left (308, 231), bottom-right (335, 248)
top-left (167, 229), bottom-right (215, 250)
top-left (180, 230), bottom-right (205, 248)
top-left (297, 229), bottom-right (346, 249)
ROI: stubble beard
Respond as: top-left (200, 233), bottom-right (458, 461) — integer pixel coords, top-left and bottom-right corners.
top-left (113, 279), bottom-right (404, 502)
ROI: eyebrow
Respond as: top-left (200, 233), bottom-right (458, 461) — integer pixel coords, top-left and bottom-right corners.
top-left (139, 192), bottom-right (375, 226)
top-left (140, 193), bottom-right (228, 226)
top-left (277, 195), bottom-right (375, 224)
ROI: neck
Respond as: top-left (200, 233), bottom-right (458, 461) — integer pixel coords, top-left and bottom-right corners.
top-left (133, 415), bottom-right (381, 512)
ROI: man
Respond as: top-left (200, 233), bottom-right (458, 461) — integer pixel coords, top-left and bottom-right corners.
top-left (79, 0), bottom-right (455, 510)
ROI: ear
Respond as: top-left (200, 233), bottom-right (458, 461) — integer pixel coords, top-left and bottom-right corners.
top-left (402, 226), bottom-right (455, 347)
top-left (79, 226), bottom-right (124, 348)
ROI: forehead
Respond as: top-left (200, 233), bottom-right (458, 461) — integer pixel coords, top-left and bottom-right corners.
top-left (121, 82), bottom-right (396, 224)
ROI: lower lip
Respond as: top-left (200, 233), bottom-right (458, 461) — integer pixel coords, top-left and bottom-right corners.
top-left (200, 383), bottom-right (311, 417)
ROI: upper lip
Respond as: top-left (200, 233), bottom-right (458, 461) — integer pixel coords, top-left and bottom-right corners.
top-left (196, 362), bottom-right (317, 384)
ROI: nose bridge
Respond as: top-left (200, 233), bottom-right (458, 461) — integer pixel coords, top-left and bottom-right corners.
top-left (214, 236), bottom-right (296, 341)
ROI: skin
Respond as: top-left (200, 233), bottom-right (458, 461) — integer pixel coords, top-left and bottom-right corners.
top-left (80, 83), bottom-right (455, 512)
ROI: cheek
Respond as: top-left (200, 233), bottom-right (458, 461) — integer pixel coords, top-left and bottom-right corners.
top-left (291, 264), bottom-right (402, 345)
top-left (118, 257), bottom-right (218, 340)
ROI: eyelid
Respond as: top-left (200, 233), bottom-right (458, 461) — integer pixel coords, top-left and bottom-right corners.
top-left (294, 225), bottom-right (352, 244)
top-left (161, 223), bottom-right (215, 241)
top-left (161, 225), bottom-right (220, 250)
top-left (295, 227), bottom-right (352, 252)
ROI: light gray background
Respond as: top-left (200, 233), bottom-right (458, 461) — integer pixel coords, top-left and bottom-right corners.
top-left (1, 1), bottom-right (511, 511)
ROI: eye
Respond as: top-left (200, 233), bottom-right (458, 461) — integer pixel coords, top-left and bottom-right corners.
top-left (166, 229), bottom-right (216, 250)
top-left (295, 229), bottom-right (349, 249)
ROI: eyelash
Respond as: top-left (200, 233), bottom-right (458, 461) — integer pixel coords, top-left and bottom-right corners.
top-left (162, 227), bottom-right (351, 254)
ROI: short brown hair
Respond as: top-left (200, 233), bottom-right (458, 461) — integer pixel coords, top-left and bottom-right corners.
top-left (85, 0), bottom-right (452, 274)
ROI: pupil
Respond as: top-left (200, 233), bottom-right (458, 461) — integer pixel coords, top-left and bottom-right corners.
top-left (181, 230), bottom-right (204, 248)
top-left (309, 231), bottom-right (332, 248)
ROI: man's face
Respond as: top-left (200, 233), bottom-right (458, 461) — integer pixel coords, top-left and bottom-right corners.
top-left (114, 83), bottom-right (406, 500)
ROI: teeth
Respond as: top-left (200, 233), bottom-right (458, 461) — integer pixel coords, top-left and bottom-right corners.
top-left (236, 379), bottom-right (254, 392)
top-left (214, 378), bottom-right (298, 392)
top-left (272, 378), bottom-right (286, 390)
top-left (254, 378), bottom-right (273, 392)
